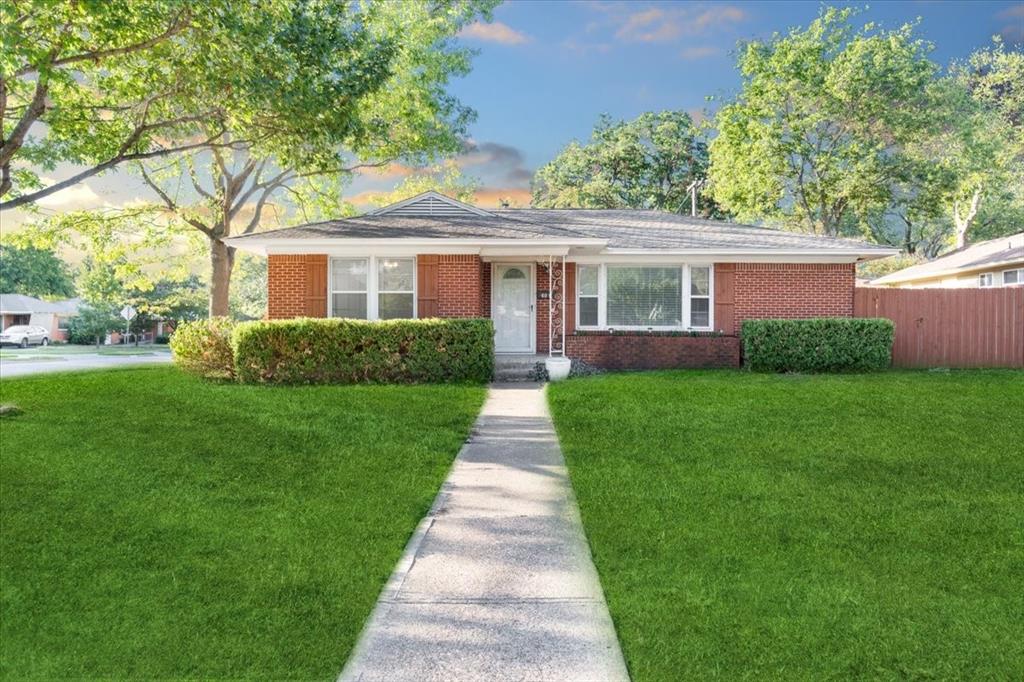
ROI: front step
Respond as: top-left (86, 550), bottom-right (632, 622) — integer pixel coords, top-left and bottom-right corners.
top-left (494, 354), bottom-right (547, 382)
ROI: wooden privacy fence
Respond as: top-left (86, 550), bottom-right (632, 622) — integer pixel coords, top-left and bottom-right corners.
top-left (854, 287), bottom-right (1024, 368)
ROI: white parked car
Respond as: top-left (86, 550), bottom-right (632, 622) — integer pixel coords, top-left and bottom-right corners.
top-left (0, 325), bottom-right (50, 348)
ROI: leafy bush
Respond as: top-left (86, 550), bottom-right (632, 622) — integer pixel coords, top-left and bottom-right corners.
top-left (742, 318), bottom-right (894, 372)
top-left (154, 334), bottom-right (172, 345)
top-left (170, 318), bottom-right (236, 380)
top-left (66, 304), bottom-right (121, 346)
top-left (232, 318), bottom-right (494, 385)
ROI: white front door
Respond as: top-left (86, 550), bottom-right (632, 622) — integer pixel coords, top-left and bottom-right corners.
top-left (493, 264), bottom-right (534, 353)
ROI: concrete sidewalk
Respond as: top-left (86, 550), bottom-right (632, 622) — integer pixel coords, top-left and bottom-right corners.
top-left (340, 383), bottom-right (628, 682)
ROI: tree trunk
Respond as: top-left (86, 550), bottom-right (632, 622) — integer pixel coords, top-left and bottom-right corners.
top-left (953, 189), bottom-right (982, 250)
top-left (209, 238), bottom-right (236, 317)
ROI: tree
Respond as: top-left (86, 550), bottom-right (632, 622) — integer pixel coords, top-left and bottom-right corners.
top-left (0, 242), bottom-right (75, 297)
top-left (132, 0), bottom-right (494, 315)
top-left (230, 254), bottom-right (268, 320)
top-left (2, 0), bottom-right (494, 210)
top-left (367, 161), bottom-right (479, 206)
top-left (938, 40), bottom-right (1024, 247)
top-left (532, 111), bottom-right (716, 214)
top-left (708, 8), bottom-right (938, 236)
top-left (67, 304), bottom-right (121, 348)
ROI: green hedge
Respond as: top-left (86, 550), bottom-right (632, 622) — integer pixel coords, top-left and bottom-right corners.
top-left (169, 317), bottom-right (236, 380)
top-left (232, 318), bottom-right (494, 384)
top-left (742, 318), bottom-right (894, 373)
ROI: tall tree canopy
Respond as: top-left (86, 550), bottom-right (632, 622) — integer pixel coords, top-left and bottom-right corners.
top-left (10, 0), bottom-right (496, 315)
top-left (708, 8), bottom-right (939, 237)
top-left (0, 0), bottom-right (492, 211)
top-left (0, 242), bottom-right (75, 297)
top-left (532, 111), bottom-right (715, 215)
top-left (368, 161), bottom-right (479, 207)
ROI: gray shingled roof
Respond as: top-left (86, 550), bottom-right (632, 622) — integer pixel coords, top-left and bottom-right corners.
top-left (231, 208), bottom-right (892, 253)
top-left (873, 232), bottom-right (1024, 284)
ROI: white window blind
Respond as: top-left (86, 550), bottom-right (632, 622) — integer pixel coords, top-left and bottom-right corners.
top-left (607, 266), bottom-right (682, 327)
top-left (377, 258), bottom-right (415, 319)
top-left (331, 258), bottom-right (368, 319)
top-left (577, 265), bottom-right (599, 327)
top-left (690, 266), bottom-right (711, 327)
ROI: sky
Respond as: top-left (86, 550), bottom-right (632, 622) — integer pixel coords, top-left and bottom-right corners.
top-left (6, 0), bottom-right (1023, 227)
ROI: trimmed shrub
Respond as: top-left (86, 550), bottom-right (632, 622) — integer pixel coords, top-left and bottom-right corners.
top-left (232, 318), bottom-right (494, 384)
top-left (170, 317), bottom-right (236, 380)
top-left (742, 318), bottom-right (894, 373)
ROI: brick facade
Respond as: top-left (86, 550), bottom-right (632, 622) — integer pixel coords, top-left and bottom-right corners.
top-left (267, 254), bottom-right (856, 370)
top-left (732, 262), bottom-right (855, 332)
top-left (437, 255), bottom-right (486, 318)
top-left (565, 333), bottom-right (741, 369)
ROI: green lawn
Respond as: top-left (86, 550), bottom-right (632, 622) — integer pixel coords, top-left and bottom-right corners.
top-left (549, 370), bottom-right (1024, 680)
top-left (0, 367), bottom-right (485, 679)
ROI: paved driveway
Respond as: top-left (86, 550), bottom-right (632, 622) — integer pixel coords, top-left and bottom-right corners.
top-left (0, 347), bottom-right (172, 379)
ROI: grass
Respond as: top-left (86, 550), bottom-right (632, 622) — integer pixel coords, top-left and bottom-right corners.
top-left (549, 370), bottom-right (1024, 680)
top-left (0, 366), bottom-right (485, 679)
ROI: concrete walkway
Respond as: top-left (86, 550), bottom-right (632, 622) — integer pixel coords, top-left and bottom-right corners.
top-left (340, 383), bottom-right (629, 682)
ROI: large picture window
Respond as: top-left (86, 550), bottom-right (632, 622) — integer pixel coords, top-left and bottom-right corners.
top-left (576, 263), bottom-right (713, 330)
top-left (330, 256), bottom-right (416, 320)
top-left (607, 266), bottom-right (682, 327)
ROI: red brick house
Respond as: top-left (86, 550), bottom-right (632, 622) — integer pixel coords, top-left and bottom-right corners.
top-left (229, 192), bottom-right (895, 369)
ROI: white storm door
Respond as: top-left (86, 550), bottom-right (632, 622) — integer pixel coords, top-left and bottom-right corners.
top-left (493, 264), bottom-right (534, 352)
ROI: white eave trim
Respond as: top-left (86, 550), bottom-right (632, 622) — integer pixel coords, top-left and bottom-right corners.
top-left (873, 257), bottom-right (1024, 285)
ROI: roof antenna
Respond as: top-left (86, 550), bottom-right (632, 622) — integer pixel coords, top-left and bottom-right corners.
top-left (685, 178), bottom-right (707, 217)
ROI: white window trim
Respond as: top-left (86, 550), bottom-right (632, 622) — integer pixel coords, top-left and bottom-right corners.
top-left (1002, 268), bottom-right (1022, 286)
top-left (979, 273), bottom-right (995, 288)
top-left (575, 262), bottom-right (715, 332)
top-left (328, 255), bottom-right (417, 320)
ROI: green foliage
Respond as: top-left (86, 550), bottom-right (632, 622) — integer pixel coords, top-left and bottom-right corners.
top-left (1, 0), bottom-right (496, 210)
top-left (533, 111), bottom-right (719, 214)
top-left (232, 318), bottom-right (494, 385)
top-left (229, 254), bottom-right (268, 320)
top-left (169, 318), bottom-right (236, 380)
top-left (708, 8), bottom-right (938, 236)
top-left (742, 318), bottom-right (894, 372)
top-left (0, 243), bottom-right (75, 298)
top-left (67, 305), bottom-right (121, 347)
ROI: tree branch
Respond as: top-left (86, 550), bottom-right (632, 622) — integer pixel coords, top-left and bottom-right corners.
top-left (13, 11), bottom-right (191, 77)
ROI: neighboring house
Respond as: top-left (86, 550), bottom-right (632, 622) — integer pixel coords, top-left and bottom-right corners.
top-left (0, 294), bottom-right (80, 342)
top-left (872, 233), bottom-right (1024, 289)
top-left (228, 191), bottom-right (896, 369)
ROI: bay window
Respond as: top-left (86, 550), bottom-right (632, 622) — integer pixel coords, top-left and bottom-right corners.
top-left (330, 256), bottom-right (416, 320)
top-left (576, 263), bottom-right (713, 330)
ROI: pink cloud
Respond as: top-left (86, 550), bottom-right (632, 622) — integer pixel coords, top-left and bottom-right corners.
top-left (595, 3), bottom-right (749, 44)
top-left (459, 21), bottom-right (531, 45)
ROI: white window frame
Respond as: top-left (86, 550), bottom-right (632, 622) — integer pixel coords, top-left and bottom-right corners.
top-left (575, 262), bottom-right (714, 332)
top-left (1002, 268), bottom-right (1022, 286)
top-left (979, 273), bottom-right (995, 288)
top-left (328, 255), bottom-right (417, 320)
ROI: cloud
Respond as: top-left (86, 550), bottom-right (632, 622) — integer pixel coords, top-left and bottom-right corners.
top-left (577, 2), bottom-right (748, 46)
top-left (679, 45), bottom-right (720, 60)
top-left (357, 162), bottom-right (417, 179)
top-left (997, 4), bottom-right (1024, 43)
top-left (472, 188), bottom-right (534, 208)
top-left (34, 181), bottom-right (103, 210)
top-left (561, 37), bottom-right (612, 55)
top-left (457, 140), bottom-right (533, 185)
top-left (459, 21), bottom-right (531, 45)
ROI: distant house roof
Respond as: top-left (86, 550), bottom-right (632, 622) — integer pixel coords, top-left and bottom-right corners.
top-left (873, 233), bottom-right (1024, 285)
top-left (229, 191), bottom-right (895, 261)
top-left (0, 294), bottom-right (81, 315)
